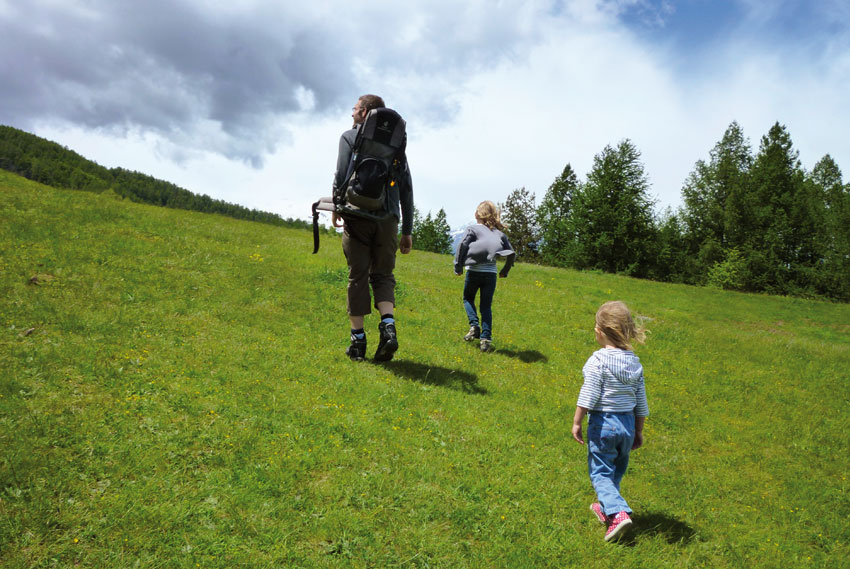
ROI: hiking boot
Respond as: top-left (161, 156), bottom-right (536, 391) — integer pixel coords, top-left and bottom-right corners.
top-left (463, 325), bottom-right (481, 341)
top-left (346, 334), bottom-right (367, 362)
top-left (590, 503), bottom-right (609, 525)
top-left (374, 321), bottom-right (399, 362)
top-left (479, 338), bottom-right (493, 352)
top-left (604, 511), bottom-right (632, 542)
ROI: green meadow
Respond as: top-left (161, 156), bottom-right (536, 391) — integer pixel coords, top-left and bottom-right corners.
top-left (2, 169), bottom-right (849, 568)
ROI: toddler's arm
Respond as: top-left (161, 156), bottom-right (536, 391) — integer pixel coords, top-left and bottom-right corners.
top-left (572, 406), bottom-right (588, 445)
top-left (632, 415), bottom-right (645, 450)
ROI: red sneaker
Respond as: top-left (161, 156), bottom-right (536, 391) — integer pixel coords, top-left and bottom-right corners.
top-left (604, 511), bottom-right (632, 542)
top-left (590, 503), bottom-right (608, 525)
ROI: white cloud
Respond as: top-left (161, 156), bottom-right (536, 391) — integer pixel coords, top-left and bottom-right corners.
top-left (410, 14), bottom-right (691, 224)
top-left (6, 0), bottom-right (850, 229)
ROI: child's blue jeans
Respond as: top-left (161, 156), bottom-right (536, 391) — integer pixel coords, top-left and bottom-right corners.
top-left (462, 271), bottom-right (497, 340)
top-left (587, 412), bottom-right (635, 516)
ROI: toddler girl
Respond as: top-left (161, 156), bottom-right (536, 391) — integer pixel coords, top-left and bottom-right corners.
top-left (572, 300), bottom-right (649, 541)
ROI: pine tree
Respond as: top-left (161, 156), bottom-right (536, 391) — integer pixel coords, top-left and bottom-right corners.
top-left (430, 208), bottom-right (453, 255)
top-left (680, 121), bottom-right (753, 275)
top-left (810, 155), bottom-right (850, 299)
top-left (745, 122), bottom-right (817, 294)
top-left (537, 164), bottom-right (579, 267)
top-left (499, 187), bottom-right (539, 260)
top-left (411, 207), bottom-right (429, 251)
top-left (567, 140), bottom-right (657, 276)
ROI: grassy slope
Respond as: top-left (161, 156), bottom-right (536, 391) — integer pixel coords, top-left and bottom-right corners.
top-left (1, 170), bottom-right (849, 568)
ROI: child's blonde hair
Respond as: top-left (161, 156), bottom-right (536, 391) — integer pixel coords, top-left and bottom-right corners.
top-left (475, 200), bottom-right (505, 231)
top-left (596, 301), bottom-right (646, 350)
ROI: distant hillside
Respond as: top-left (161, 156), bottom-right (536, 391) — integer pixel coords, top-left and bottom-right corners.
top-left (0, 124), bottom-right (309, 230)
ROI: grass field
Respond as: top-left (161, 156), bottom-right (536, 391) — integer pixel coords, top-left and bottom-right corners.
top-left (2, 169), bottom-right (849, 568)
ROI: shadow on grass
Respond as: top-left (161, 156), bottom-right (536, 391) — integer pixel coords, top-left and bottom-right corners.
top-left (619, 511), bottom-right (698, 546)
top-left (495, 347), bottom-right (548, 363)
top-left (373, 360), bottom-right (487, 395)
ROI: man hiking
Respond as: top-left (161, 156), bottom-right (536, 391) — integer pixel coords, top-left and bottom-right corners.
top-left (332, 94), bottom-right (414, 362)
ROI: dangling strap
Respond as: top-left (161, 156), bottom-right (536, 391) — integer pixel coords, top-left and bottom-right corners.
top-left (312, 200), bottom-right (321, 254)
top-left (311, 197), bottom-right (338, 254)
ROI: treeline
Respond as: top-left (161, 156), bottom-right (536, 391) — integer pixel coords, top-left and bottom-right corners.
top-left (0, 125), bottom-right (310, 230)
top-left (7, 122), bottom-right (848, 301)
top-left (513, 121), bottom-right (850, 301)
top-left (416, 121), bottom-right (850, 302)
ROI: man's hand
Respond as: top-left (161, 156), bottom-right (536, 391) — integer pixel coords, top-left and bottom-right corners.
top-left (332, 213), bottom-right (343, 228)
top-left (399, 234), bottom-right (412, 254)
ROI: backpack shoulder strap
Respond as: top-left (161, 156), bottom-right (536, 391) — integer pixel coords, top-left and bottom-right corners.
top-left (345, 123), bottom-right (364, 179)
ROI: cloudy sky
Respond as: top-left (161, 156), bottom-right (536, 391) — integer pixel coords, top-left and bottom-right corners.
top-left (2, 0), bottom-right (849, 228)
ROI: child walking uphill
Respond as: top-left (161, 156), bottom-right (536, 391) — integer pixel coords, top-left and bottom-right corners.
top-left (572, 301), bottom-right (649, 542)
top-left (453, 201), bottom-right (515, 352)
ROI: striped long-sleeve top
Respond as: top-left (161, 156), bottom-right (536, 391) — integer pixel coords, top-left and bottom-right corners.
top-left (576, 348), bottom-right (649, 417)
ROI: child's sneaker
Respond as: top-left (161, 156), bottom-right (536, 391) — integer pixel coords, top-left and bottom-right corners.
top-left (604, 511), bottom-right (632, 542)
top-left (590, 503), bottom-right (608, 525)
top-left (464, 325), bottom-right (481, 341)
top-left (479, 338), bottom-right (493, 352)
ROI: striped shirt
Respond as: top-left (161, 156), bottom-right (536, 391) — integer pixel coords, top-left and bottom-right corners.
top-left (576, 348), bottom-right (649, 416)
top-left (467, 261), bottom-right (498, 273)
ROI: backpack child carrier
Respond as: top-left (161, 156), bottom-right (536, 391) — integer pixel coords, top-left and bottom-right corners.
top-left (312, 107), bottom-right (406, 253)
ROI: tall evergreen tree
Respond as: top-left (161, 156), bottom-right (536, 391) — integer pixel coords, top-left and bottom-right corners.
top-left (411, 207), bottom-right (429, 251)
top-left (680, 121), bottom-right (753, 274)
top-left (500, 187), bottom-right (539, 260)
top-left (430, 208), bottom-right (453, 255)
top-left (537, 164), bottom-right (579, 267)
top-left (567, 140), bottom-right (657, 276)
top-left (810, 155), bottom-right (850, 299)
top-left (745, 122), bottom-right (817, 294)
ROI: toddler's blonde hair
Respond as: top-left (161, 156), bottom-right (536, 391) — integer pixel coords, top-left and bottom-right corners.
top-left (596, 301), bottom-right (646, 350)
top-left (475, 200), bottom-right (505, 231)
